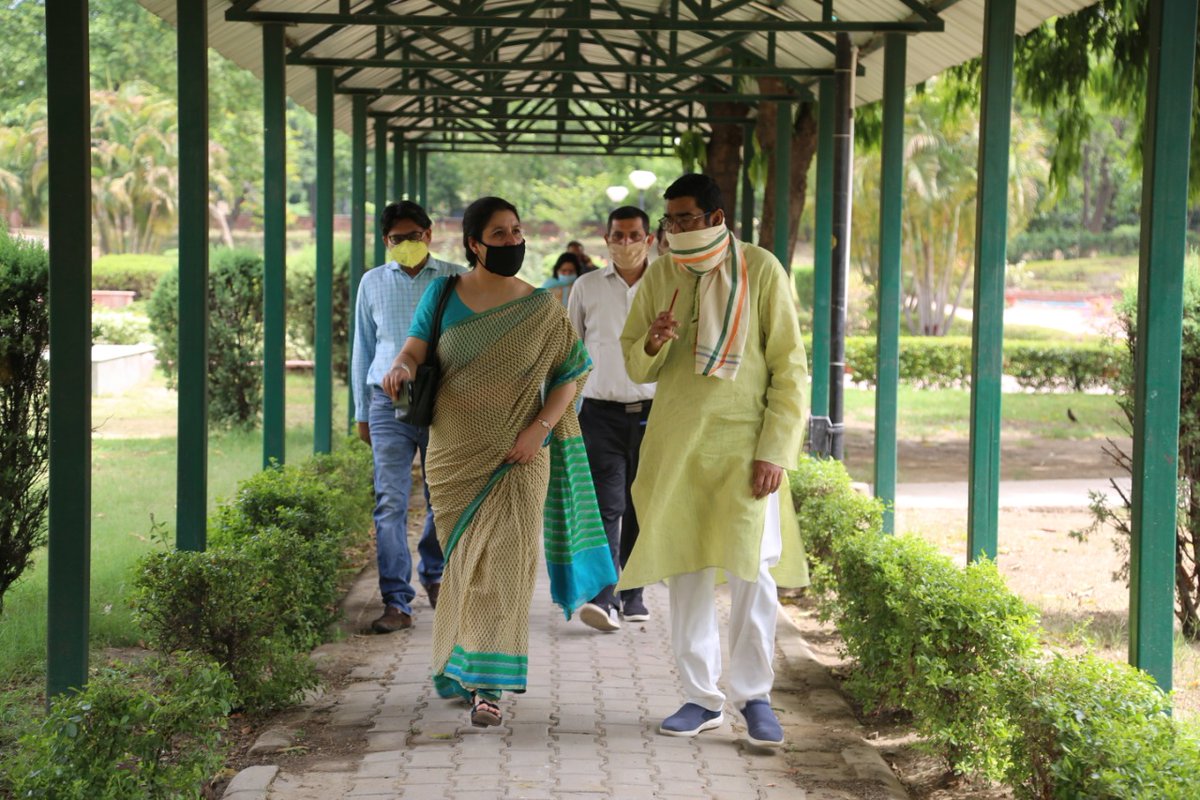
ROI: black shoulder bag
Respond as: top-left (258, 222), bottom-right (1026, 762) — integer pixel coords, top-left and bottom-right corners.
top-left (403, 275), bottom-right (459, 426)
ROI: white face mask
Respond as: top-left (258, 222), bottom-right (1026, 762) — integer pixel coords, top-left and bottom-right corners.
top-left (667, 223), bottom-right (731, 275)
top-left (607, 239), bottom-right (651, 271)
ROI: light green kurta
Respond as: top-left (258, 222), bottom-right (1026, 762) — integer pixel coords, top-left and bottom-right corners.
top-left (617, 243), bottom-right (810, 589)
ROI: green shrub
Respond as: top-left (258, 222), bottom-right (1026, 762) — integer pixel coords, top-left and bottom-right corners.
top-left (790, 455), bottom-right (1200, 792)
top-left (1006, 653), bottom-right (1200, 799)
top-left (288, 241), bottom-right (352, 381)
top-left (844, 335), bottom-right (1117, 391)
top-left (0, 228), bottom-right (49, 615)
top-left (147, 248), bottom-right (263, 429)
top-left (132, 547), bottom-right (317, 713)
top-left (831, 532), bottom-right (1039, 778)
top-left (793, 265), bottom-right (815, 309)
top-left (91, 308), bottom-right (152, 345)
top-left (2, 652), bottom-right (235, 800)
top-left (300, 438), bottom-right (376, 537)
top-left (234, 526), bottom-right (344, 650)
top-left (213, 462), bottom-right (345, 546)
top-left (1006, 340), bottom-right (1119, 392)
top-left (788, 454), bottom-right (882, 595)
top-left (92, 253), bottom-right (175, 298)
top-left (845, 335), bottom-right (972, 388)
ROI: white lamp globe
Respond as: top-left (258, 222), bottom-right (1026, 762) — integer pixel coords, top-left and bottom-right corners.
top-left (605, 185), bottom-right (630, 203)
top-left (629, 170), bottom-right (657, 191)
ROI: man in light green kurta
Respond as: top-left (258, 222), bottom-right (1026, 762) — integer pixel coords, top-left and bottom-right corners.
top-left (618, 173), bottom-right (808, 748)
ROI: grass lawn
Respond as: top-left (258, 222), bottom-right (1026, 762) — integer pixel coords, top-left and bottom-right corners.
top-left (841, 385), bottom-right (1127, 441)
top-left (0, 372), bottom-right (353, 684)
top-left (1016, 254), bottom-right (1138, 293)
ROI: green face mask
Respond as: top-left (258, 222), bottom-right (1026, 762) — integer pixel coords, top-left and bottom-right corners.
top-left (389, 240), bottom-right (429, 268)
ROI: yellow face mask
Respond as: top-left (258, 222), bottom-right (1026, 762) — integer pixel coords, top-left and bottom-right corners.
top-left (389, 240), bottom-right (429, 268)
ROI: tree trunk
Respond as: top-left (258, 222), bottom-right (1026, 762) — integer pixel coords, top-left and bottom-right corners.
top-left (755, 82), bottom-right (819, 266)
top-left (703, 99), bottom-right (750, 227)
top-left (1087, 154), bottom-right (1115, 234)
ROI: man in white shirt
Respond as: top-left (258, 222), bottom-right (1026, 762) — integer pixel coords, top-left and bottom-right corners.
top-left (567, 206), bottom-right (657, 631)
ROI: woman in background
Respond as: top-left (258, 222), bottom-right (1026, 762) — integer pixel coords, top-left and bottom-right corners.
top-left (542, 251), bottom-right (584, 305)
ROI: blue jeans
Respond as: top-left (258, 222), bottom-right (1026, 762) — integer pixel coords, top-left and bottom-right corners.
top-left (369, 387), bottom-right (443, 614)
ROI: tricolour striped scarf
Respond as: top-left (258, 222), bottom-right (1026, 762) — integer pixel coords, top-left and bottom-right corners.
top-left (669, 224), bottom-right (750, 380)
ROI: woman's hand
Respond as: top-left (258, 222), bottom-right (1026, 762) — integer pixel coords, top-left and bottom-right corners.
top-left (504, 422), bottom-right (549, 465)
top-left (381, 363), bottom-right (410, 401)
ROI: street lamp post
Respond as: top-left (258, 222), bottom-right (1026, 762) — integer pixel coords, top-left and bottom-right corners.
top-left (629, 169), bottom-right (657, 210)
top-left (605, 185), bottom-right (630, 204)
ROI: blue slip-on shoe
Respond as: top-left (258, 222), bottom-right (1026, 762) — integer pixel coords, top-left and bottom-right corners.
top-left (659, 703), bottom-right (724, 737)
top-left (741, 699), bottom-right (784, 747)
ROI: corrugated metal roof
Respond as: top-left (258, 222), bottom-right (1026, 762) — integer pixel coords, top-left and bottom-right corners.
top-left (138, 0), bottom-right (1098, 146)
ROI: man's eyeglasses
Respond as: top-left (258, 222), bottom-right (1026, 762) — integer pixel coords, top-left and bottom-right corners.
top-left (385, 232), bottom-right (426, 246)
top-left (657, 212), bottom-right (709, 233)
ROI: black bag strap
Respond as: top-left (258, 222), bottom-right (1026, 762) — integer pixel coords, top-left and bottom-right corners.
top-left (427, 274), bottom-right (459, 360)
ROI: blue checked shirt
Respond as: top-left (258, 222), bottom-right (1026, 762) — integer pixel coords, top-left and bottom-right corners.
top-left (352, 255), bottom-right (468, 421)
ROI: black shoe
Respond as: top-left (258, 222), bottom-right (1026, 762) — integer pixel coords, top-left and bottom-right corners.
top-left (620, 595), bottom-right (650, 622)
top-left (427, 582), bottom-right (440, 610)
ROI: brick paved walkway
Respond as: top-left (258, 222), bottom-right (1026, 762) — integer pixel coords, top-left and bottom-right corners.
top-left (225, 562), bottom-right (908, 800)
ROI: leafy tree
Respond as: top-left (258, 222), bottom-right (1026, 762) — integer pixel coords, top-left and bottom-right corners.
top-left (950, 0), bottom-right (1200, 200)
top-left (90, 84), bottom-right (178, 254)
top-left (1077, 257), bottom-right (1200, 641)
top-left (0, 101), bottom-right (49, 227)
top-left (0, 229), bottom-right (50, 615)
top-left (851, 84), bottom-right (1047, 335)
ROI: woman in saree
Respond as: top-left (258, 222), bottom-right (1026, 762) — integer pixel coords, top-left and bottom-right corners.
top-left (381, 196), bottom-right (615, 728)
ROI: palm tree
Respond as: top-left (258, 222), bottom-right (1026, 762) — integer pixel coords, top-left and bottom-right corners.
top-left (852, 85), bottom-right (1047, 335)
top-left (90, 84), bottom-right (178, 254)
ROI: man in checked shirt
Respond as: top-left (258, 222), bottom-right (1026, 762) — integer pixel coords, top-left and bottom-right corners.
top-left (352, 201), bottom-right (468, 633)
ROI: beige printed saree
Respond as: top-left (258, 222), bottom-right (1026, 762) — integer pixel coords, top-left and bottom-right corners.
top-left (425, 289), bottom-right (614, 700)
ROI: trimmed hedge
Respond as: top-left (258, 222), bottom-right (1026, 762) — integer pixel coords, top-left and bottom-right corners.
top-left (789, 455), bottom-right (1200, 797)
top-left (147, 248), bottom-right (263, 429)
top-left (92, 253), bottom-right (175, 299)
top-left (843, 336), bottom-right (1119, 391)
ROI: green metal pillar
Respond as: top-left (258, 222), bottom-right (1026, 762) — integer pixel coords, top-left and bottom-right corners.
top-left (810, 79), bottom-right (834, 427)
top-left (46, 0), bottom-right (91, 699)
top-left (967, 0), bottom-right (1016, 561)
top-left (176, 0), bottom-right (209, 548)
top-left (262, 25), bottom-right (287, 468)
top-left (419, 150), bottom-right (429, 209)
top-left (1128, 0), bottom-right (1198, 691)
top-left (407, 143), bottom-right (418, 205)
top-left (772, 102), bottom-right (792, 271)
top-left (740, 126), bottom-right (755, 241)
top-left (314, 68), bottom-right (334, 455)
top-left (373, 116), bottom-right (388, 267)
top-left (874, 34), bottom-right (907, 534)
top-left (392, 131), bottom-right (404, 201)
top-left (348, 96), bottom-right (367, 430)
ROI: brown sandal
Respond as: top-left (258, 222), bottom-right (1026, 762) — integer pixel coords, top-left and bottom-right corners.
top-left (470, 696), bottom-right (502, 727)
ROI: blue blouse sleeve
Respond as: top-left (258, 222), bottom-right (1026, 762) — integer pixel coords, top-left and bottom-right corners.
top-left (407, 276), bottom-right (449, 342)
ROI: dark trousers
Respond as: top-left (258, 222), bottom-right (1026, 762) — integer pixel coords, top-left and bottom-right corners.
top-left (579, 397), bottom-right (651, 609)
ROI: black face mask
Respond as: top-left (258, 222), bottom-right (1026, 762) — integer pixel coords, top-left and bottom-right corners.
top-left (480, 241), bottom-right (525, 277)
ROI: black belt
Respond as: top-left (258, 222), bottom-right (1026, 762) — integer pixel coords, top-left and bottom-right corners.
top-left (585, 398), bottom-right (652, 414)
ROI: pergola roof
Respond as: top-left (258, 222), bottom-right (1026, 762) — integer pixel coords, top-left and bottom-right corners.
top-left (139, 0), bottom-right (1096, 152)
